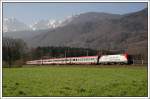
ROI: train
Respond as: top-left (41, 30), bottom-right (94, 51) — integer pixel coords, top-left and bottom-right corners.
top-left (26, 53), bottom-right (133, 65)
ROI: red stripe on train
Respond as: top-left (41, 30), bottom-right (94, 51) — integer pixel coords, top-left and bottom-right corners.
top-left (124, 53), bottom-right (128, 59)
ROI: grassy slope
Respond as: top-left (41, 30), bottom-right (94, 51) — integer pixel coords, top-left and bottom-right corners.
top-left (2, 65), bottom-right (148, 96)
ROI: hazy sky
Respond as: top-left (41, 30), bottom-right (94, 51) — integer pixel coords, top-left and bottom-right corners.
top-left (3, 3), bottom-right (147, 25)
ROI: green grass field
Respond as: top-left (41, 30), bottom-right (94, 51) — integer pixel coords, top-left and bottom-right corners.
top-left (3, 65), bottom-right (148, 97)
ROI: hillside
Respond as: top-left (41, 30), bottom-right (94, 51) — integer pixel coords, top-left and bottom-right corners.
top-left (26, 12), bottom-right (122, 48)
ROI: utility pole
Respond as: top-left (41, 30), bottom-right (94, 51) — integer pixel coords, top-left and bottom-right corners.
top-left (65, 50), bottom-right (66, 58)
top-left (86, 50), bottom-right (89, 56)
top-left (67, 47), bottom-right (69, 57)
top-left (41, 49), bottom-right (43, 65)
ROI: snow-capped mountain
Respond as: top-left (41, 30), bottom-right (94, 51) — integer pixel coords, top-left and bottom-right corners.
top-left (30, 15), bottom-right (76, 31)
top-left (30, 19), bottom-right (62, 31)
top-left (3, 17), bottom-right (31, 32)
top-left (3, 15), bottom-right (76, 32)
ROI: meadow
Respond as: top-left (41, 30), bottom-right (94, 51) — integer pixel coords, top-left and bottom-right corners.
top-left (2, 65), bottom-right (148, 97)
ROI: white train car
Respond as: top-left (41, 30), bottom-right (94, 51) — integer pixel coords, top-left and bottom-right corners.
top-left (68, 56), bottom-right (98, 64)
top-left (26, 53), bottom-right (130, 65)
top-left (26, 60), bottom-right (42, 65)
top-left (99, 53), bottom-right (128, 64)
top-left (42, 58), bottom-right (67, 65)
top-left (41, 56), bottom-right (98, 65)
top-left (26, 56), bottom-right (98, 65)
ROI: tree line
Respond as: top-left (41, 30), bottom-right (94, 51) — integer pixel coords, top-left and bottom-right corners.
top-left (2, 37), bottom-right (147, 68)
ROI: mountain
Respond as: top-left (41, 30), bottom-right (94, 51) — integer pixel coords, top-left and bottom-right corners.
top-left (30, 20), bottom-right (65, 31)
top-left (3, 15), bottom-right (75, 41)
top-left (3, 15), bottom-right (75, 32)
top-left (3, 8), bottom-right (148, 60)
top-left (3, 17), bottom-right (31, 32)
top-left (30, 15), bottom-right (76, 31)
top-left (3, 29), bottom-right (49, 40)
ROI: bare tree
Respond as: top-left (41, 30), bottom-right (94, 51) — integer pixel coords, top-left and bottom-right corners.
top-left (3, 37), bottom-right (27, 68)
top-left (3, 38), bottom-right (15, 68)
